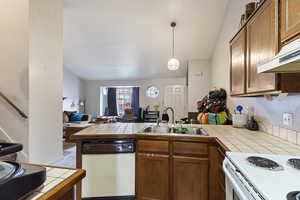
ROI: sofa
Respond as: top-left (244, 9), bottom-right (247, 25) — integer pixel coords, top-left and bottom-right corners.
top-left (63, 111), bottom-right (93, 141)
top-left (63, 111), bottom-right (92, 124)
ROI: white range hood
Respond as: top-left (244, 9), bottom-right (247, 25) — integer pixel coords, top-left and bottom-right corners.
top-left (258, 39), bottom-right (300, 73)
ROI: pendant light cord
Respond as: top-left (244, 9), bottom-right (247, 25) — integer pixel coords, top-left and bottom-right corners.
top-left (172, 26), bottom-right (175, 57)
top-left (168, 22), bottom-right (179, 70)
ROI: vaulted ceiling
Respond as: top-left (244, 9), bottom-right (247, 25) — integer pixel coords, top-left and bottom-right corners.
top-left (64, 0), bottom-right (229, 80)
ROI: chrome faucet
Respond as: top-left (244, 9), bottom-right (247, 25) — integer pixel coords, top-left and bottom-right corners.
top-left (163, 107), bottom-right (175, 125)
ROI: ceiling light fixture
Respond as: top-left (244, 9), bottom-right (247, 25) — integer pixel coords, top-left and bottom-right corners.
top-left (168, 22), bottom-right (180, 71)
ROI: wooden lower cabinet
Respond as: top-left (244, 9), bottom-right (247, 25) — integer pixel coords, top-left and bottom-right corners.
top-left (216, 147), bottom-right (226, 200)
top-left (62, 188), bottom-right (75, 200)
top-left (173, 156), bottom-right (209, 200)
top-left (207, 146), bottom-right (224, 200)
top-left (136, 153), bottom-right (170, 200)
top-left (136, 139), bottom-right (224, 200)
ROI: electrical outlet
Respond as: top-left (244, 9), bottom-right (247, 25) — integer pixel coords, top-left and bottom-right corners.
top-left (283, 113), bottom-right (293, 127)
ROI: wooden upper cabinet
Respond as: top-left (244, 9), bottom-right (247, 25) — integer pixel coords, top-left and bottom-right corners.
top-left (246, 0), bottom-right (278, 93)
top-left (281, 0), bottom-right (300, 43)
top-left (137, 153), bottom-right (169, 200)
top-left (229, 0), bottom-right (300, 96)
top-left (230, 28), bottom-right (246, 95)
top-left (173, 156), bottom-right (208, 200)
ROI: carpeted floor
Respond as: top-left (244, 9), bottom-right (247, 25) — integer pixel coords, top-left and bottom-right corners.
top-left (54, 141), bottom-right (76, 168)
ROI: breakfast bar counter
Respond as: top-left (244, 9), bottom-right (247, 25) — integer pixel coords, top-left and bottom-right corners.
top-left (70, 123), bottom-right (300, 156)
top-left (25, 165), bottom-right (85, 200)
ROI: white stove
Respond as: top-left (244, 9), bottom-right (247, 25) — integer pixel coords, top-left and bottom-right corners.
top-left (223, 152), bottom-right (300, 200)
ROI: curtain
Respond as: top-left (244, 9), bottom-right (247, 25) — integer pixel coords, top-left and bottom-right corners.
top-left (131, 87), bottom-right (140, 118)
top-left (107, 88), bottom-right (118, 116)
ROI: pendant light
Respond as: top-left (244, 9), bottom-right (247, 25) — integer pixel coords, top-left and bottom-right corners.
top-left (168, 22), bottom-right (180, 71)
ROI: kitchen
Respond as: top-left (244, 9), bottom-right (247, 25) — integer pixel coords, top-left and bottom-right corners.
top-left (67, 0), bottom-right (300, 199)
top-left (70, 123), bottom-right (300, 200)
top-left (1, 0), bottom-right (300, 200)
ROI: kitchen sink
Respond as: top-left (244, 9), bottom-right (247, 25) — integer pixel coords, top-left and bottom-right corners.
top-left (143, 126), bottom-right (171, 134)
top-left (172, 127), bottom-right (208, 135)
top-left (142, 126), bottom-right (208, 136)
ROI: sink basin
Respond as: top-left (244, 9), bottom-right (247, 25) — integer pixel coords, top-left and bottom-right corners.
top-left (143, 126), bottom-right (171, 133)
top-left (142, 126), bottom-right (208, 136)
top-left (172, 127), bottom-right (208, 135)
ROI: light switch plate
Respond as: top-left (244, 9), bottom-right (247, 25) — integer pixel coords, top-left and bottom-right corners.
top-left (283, 113), bottom-right (293, 127)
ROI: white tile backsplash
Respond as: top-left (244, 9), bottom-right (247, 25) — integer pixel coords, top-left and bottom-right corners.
top-left (258, 119), bottom-right (299, 146)
top-left (280, 127), bottom-right (288, 140)
top-left (297, 133), bottom-right (300, 145)
top-left (273, 125), bottom-right (280, 137)
top-left (288, 130), bottom-right (297, 144)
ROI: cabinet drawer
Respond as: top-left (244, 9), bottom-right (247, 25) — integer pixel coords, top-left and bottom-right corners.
top-left (137, 140), bottom-right (169, 153)
top-left (173, 142), bottom-right (208, 157)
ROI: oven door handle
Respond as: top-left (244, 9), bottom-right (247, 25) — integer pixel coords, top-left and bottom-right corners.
top-left (234, 170), bottom-right (263, 200)
top-left (223, 162), bottom-right (253, 200)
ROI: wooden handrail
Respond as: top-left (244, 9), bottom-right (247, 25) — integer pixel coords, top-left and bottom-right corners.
top-left (0, 91), bottom-right (28, 119)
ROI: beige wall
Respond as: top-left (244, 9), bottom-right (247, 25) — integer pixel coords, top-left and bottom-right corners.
top-left (0, 0), bottom-right (63, 163)
top-left (211, 0), bottom-right (300, 131)
top-left (188, 60), bottom-right (211, 112)
top-left (28, 0), bottom-right (63, 164)
top-left (0, 0), bottom-right (29, 160)
top-left (63, 67), bottom-right (84, 112)
top-left (84, 78), bottom-right (187, 118)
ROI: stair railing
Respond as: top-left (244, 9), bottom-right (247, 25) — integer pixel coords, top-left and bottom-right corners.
top-left (0, 91), bottom-right (28, 119)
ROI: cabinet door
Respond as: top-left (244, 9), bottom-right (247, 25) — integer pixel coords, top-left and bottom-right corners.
top-left (173, 156), bottom-right (208, 200)
top-left (137, 153), bottom-right (169, 200)
top-left (216, 148), bottom-right (226, 200)
top-left (246, 0), bottom-right (278, 93)
top-left (230, 28), bottom-right (246, 95)
top-left (208, 146), bottom-right (225, 200)
top-left (281, 0), bottom-right (300, 43)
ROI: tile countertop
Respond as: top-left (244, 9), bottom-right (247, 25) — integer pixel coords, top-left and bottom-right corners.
top-left (70, 123), bottom-right (300, 156)
top-left (202, 125), bottom-right (300, 156)
top-left (24, 166), bottom-right (85, 200)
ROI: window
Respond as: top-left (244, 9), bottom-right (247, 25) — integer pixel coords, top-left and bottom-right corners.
top-left (100, 86), bottom-right (139, 117)
top-left (116, 87), bottom-right (133, 116)
top-left (146, 86), bottom-right (159, 99)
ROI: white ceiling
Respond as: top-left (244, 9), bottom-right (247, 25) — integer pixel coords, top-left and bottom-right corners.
top-left (64, 0), bottom-right (229, 80)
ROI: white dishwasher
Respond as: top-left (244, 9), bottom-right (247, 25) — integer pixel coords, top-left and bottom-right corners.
top-left (82, 139), bottom-right (135, 200)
